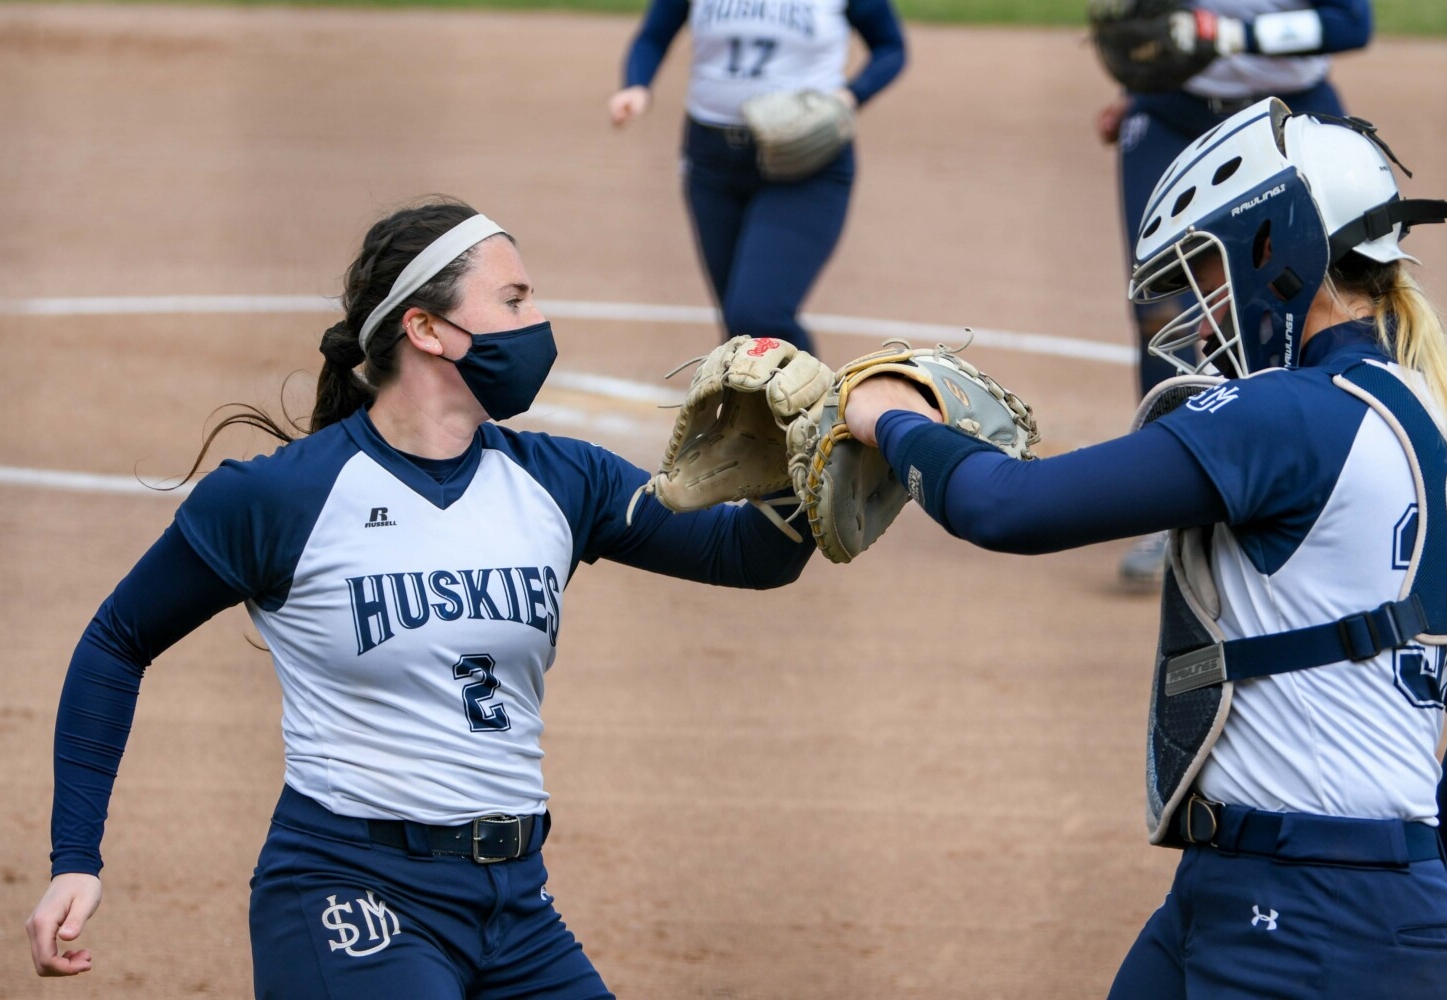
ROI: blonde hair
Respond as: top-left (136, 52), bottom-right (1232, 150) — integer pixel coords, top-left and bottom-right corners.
top-left (1331, 256), bottom-right (1447, 416)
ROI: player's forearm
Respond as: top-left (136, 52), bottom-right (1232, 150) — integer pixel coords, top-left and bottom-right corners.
top-left (49, 618), bottom-right (145, 877)
top-left (1242, 0), bottom-right (1371, 56)
top-left (607, 494), bottom-right (814, 588)
top-left (845, 0), bottom-right (906, 105)
top-left (876, 412), bottom-right (1228, 553)
top-left (623, 0), bottom-right (689, 89)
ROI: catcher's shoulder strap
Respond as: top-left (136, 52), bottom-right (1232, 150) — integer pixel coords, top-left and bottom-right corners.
top-left (1160, 360), bottom-right (1447, 697)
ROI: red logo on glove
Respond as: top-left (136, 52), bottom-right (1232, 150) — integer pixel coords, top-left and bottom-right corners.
top-left (747, 338), bottom-right (782, 356)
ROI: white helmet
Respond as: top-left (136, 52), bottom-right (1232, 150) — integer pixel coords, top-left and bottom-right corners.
top-left (1129, 98), bottom-right (1446, 377)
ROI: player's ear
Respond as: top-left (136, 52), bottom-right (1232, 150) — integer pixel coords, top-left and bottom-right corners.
top-left (400, 308), bottom-right (446, 356)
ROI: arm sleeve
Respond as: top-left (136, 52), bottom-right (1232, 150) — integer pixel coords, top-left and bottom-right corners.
top-left (844, 0), bottom-right (907, 106)
top-left (50, 524), bottom-right (246, 877)
top-left (623, 0), bottom-right (691, 89)
top-left (875, 410), bottom-right (1229, 554)
top-left (1244, 0), bottom-right (1371, 55)
top-left (605, 492), bottom-right (816, 588)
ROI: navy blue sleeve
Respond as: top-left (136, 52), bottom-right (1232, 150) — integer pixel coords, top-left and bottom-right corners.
top-left (608, 491), bottom-right (815, 588)
top-left (845, 0), bottom-right (907, 105)
top-left (51, 524), bottom-right (246, 877)
top-left (486, 428), bottom-right (813, 588)
top-left (623, 0), bottom-right (690, 89)
top-left (875, 410), bottom-right (1228, 553)
top-left (1244, 0), bottom-right (1372, 54)
top-left (174, 427), bottom-right (355, 611)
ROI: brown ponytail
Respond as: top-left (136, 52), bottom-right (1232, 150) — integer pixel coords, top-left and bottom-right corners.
top-left (179, 196), bottom-right (482, 482)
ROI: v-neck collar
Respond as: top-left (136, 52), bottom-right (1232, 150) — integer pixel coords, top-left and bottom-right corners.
top-left (342, 408), bottom-right (485, 510)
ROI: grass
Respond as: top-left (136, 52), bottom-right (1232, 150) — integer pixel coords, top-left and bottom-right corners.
top-left (14, 0), bottom-right (1447, 35)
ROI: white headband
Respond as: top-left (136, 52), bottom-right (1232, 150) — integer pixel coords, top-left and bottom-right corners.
top-left (356, 212), bottom-right (507, 356)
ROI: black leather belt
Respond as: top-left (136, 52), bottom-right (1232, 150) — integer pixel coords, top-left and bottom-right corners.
top-left (1179, 794), bottom-right (1440, 865)
top-left (367, 813), bottom-right (542, 864)
top-left (696, 120), bottom-right (754, 147)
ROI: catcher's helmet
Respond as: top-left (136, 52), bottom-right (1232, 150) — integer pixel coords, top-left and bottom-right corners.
top-left (1129, 97), bottom-right (1440, 377)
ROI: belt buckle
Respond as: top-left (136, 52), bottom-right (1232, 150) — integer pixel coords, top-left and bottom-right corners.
top-left (724, 125), bottom-right (752, 147)
top-left (1182, 793), bottom-right (1223, 846)
top-left (471, 814), bottom-right (521, 864)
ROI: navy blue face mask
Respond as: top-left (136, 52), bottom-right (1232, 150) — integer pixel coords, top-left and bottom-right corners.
top-left (439, 318), bottom-right (557, 421)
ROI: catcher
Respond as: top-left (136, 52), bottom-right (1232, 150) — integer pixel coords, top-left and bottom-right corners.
top-left (607, 0), bottom-right (907, 357)
top-left (1087, 0), bottom-right (1372, 585)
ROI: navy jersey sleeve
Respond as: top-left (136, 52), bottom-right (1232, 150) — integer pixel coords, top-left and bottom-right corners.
top-left (623, 0), bottom-right (690, 89)
top-left (173, 426), bottom-right (357, 610)
top-left (875, 410), bottom-right (1228, 553)
top-left (488, 427), bottom-right (813, 587)
top-left (50, 524), bottom-right (246, 876)
top-left (845, 0), bottom-right (907, 105)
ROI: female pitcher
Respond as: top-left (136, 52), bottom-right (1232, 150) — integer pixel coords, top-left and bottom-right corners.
top-left (25, 197), bottom-right (817, 997)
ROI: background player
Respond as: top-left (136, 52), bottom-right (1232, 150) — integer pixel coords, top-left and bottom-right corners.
top-left (607, 0), bottom-right (906, 358)
top-left (842, 101), bottom-right (1447, 996)
top-left (1095, 0), bottom-right (1373, 585)
top-left (24, 198), bottom-right (816, 996)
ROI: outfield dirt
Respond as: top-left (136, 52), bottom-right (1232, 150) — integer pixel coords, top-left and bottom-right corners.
top-left (1, 5), bottom-right (1444, 997)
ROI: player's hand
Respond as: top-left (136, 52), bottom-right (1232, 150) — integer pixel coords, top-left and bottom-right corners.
top-left (608, 86), bottom-right (651, 127)
top-left (1096, 96), bottom-right (1130, 145)
top-left (1168, 9), bottom-right (1246, 58)
top-left (26, 873), bottom-right (102, 977)
top-left (843, 376), bottom-right (943, 447)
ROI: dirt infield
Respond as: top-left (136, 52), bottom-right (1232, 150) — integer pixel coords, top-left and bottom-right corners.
top-left (1, 5), bottom-right (1444, 997)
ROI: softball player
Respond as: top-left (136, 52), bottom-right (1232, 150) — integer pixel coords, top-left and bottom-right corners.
top-left (607, 0), bottom-right (906, 357)
top-left (845, 102), bottom-right (1447, 996)
top-left (25, 198), bottom-right (816, 996)
top-left (1097, 0), bottom-right (1373, 584)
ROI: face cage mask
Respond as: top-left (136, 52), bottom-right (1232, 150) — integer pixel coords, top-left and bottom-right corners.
top-left (1131, 232), bottom-right (1249, 380)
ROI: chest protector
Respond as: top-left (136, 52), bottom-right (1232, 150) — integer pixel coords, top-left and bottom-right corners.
top-left (1137, 361), bottom-right (1447, 847)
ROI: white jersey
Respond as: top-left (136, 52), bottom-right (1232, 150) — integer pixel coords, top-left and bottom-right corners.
top-left (176, 410), bottom-right (649, 825)
top-left (686, 0), bottom-right (851, 125)
top-left (1187, 0), bottom-right (1330, 99)
top-left (1156, 342), bottom-right (1445, 824)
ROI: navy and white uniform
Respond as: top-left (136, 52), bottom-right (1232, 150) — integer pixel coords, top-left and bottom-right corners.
top-left (49, 408), bottom-right (813, 998)
top-left (1115, 0), bottom-right (1373, 397)
top-left (873, 321), bottom-right (1447, 997)
top-left (621, 0), bottom-right (906, 355)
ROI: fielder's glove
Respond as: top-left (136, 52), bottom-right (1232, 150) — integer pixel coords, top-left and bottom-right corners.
top-left (629, 335), bottom-right (833, 540)
top-left (740, 89), bottom-right (856, 182)
top-left (1087, 0), bottom-right (1246, 94)
top-left (787, 342), bottom-right (1040, 564)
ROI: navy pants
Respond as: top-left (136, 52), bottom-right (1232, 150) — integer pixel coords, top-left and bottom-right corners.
top-left (682, 116), bottom-right (855, 356)
top-left (1109, 814), bottom-right (1447, 999)
top-left (1116, 80), bottom-right (1345, 397)
top-left (249, 786), bottom-right (612, 999)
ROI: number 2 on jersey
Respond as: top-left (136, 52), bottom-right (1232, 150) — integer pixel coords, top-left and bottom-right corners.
top-left (452, 653), bottom-right (512, 732)
top-left (727, 37), bottom-right (777, 78)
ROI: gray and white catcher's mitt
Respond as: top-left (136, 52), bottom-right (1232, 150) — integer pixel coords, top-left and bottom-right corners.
top-left (788, 342), bottom-right (1040, 563)
top-left (740, 89), bottom-right (856, 182)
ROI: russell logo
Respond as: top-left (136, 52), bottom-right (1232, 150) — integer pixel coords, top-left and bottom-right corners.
top-left (365, 506), bottom-right (398, 528)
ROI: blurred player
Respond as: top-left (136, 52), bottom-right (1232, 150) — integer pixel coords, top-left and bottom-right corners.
top-left (25, 198), bottom-right (816, 996)
top-left (1094, 0), bottom-right (1373, 584)
top-left (844, 101), bottom-right (1447, 997)
top-left (607, 0), bottom-right (906, 357)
